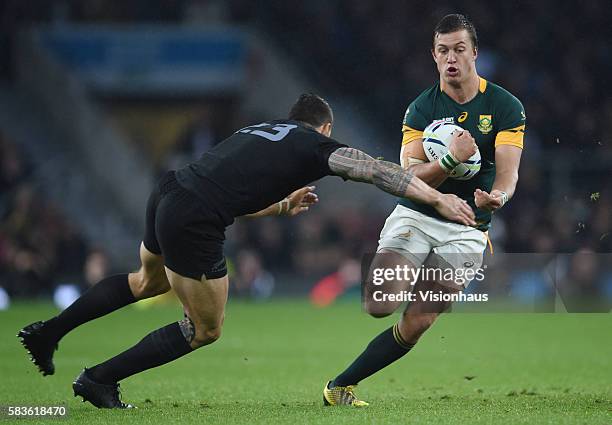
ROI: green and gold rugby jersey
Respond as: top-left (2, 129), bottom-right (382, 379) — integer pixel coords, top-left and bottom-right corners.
top-left (400, 77), bottom-right (525, 230)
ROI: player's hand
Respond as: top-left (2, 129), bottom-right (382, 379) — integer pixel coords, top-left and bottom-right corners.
top-left (474, 188), bottom-right (504, 212)
top-left (449, 130), bottom-right (477, 163)
top-left (434, 193), bottom-right (476, 226)
top-left (285, 186), bottom-right (318, 216)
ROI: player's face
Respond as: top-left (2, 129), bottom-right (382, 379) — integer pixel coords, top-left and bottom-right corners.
top-left (432, 30), bottom-right (477, 86)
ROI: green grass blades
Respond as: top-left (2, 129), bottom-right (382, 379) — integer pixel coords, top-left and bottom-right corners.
top-left (1, 300), bottom-right (611, 424)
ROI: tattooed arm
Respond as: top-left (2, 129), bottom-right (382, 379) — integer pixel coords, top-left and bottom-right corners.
top-left (328, 147), bottom-right (476, 226)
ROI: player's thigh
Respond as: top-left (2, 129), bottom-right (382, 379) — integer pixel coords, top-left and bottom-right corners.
top-left (364, 248), bottom-right (420, 317)
top-left (377, 205), bottom-right (434, 267)
top-left (165, 268), bottom-right (228, 348)
top-left (432, 226), bottom-right (488, 289)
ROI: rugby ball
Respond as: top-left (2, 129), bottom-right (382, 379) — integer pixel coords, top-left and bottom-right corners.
top-left (422, 120), bottom-right (481, 180)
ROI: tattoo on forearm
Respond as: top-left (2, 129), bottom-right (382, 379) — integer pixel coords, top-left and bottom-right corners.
top-left (328, 148), bottom-right (414, 197)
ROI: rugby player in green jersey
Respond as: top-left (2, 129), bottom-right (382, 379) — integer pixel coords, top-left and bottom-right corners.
top-left (324, 14), bottom-right (526, 406)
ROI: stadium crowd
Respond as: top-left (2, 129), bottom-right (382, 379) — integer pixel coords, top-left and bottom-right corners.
top-left (0, 133), bottom-right (107, 298)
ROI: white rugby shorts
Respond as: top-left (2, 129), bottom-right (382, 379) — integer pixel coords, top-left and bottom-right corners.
top-left (377, 205), bottom-right (488, 287)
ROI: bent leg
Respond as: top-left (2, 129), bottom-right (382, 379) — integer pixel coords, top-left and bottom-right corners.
top-left (397, 254), bottom-right (464, 345)
top-left (331, 248), bottom-right (421, 387)
top-left (330, 254), bottom-right (459, 387)
top-left (397, 279), bottom-right (455, 345)
top-left (87, 270), bottom-right (228, 385)
top-left (44, 243), bottom-right (169, 343)
top-left (164, 268), bottom-right (228, 349)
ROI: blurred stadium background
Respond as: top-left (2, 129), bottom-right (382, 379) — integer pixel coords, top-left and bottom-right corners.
top-left (0, 0), bottom-right (610, 307)
top-left (0, 3), bottom-right (611, 424)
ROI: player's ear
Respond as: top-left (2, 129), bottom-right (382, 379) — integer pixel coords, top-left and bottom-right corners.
top-left (323, 122), bottom-right (332, 137)
top-left (317, 122), bottom-right (332, 137)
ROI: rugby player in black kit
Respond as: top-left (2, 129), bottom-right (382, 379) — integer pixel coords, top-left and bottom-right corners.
top-left (18, 94), bottom-right (475, 408)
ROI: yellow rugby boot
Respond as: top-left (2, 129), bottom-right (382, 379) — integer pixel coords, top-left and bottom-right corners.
top-left (323, 381), bottom-right (369, 407)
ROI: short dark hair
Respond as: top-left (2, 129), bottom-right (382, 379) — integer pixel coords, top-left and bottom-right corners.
top-left (433, 14), bottom-right (478, 49)
top-left (288, 93), bottom-right (333, 128)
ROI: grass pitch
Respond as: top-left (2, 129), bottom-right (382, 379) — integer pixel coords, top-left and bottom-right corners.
top-left (1, 300), bottom-right (610, 424)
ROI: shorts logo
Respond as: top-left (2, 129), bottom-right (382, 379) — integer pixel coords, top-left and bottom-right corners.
top-left (458, 112), bottom-right (468, 123)
top-left (477, 115), bottom-right (493, 134)
top-left (399, 230), bottom-right (412, 239)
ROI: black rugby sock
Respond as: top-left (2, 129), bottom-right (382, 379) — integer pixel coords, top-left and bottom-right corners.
top-left (331, 324), bottom-right (414, 387)
top-left (44, 274), bottom-right (135, 342)
top-left (88, 322), bottom-right (193, 384)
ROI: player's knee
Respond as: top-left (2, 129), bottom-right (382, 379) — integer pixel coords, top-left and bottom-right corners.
top-left (364, 299), bottom-right (395, 318)
top-left (417, 314), bottom-right (437, 332)
top-left (130, 270), bottom-right (170, 299)
top-left (365, 306), bottom-right (394, 318)
top-left (402, 313), bottom-right (438, 339)
top-left (191, 324), bottom-right (222, 348)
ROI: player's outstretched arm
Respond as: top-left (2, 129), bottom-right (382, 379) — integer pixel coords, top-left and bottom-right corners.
top-left (243, 186), bottom-right (319, 218)
top-left (328, 147), bottom-right (476, 226)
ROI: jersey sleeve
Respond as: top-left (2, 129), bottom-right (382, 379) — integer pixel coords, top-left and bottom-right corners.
top-left (495, 95), bottom-right (526, 149)
top-left (402, 100), bottom-right (430, 145)
top-left (312, 135), bottom-right (348, 176)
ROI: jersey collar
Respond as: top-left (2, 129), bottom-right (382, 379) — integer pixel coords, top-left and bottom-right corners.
top-left (439, 77), bottom-right (487, 106)
top-left (478, 77), bottom-right (488, 93)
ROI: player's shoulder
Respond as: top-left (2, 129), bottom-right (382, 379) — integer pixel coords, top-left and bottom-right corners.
top-left (411, 82), bottom-right (442, 106)
top-left (403, 82), bottom-right (440, 127)
top-left (484, 80), bottom-right (524, 109)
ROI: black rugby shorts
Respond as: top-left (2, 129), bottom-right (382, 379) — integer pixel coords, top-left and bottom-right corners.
top-left (143, 171), bottom-right (227, 280)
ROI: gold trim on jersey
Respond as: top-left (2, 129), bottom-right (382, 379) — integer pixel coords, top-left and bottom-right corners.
top-left (402, 125), bottom-right (424, 145)
top-left (479, 77), bottom-right (487, 93)
top-left (495, 124), bottom-right (525, 148)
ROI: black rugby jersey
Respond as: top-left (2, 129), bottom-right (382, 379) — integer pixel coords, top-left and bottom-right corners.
top-left (175, 120), bottom-right (346, 225)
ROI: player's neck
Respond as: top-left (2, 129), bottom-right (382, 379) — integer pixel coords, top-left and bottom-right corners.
top-left (440, 73), bottom-right (480, 105)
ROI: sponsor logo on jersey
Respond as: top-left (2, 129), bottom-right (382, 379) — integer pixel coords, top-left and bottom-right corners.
top-left (477, 115), bottom-right (493, 134)
top-left (520, 110), bottom-right (526, 120)
top-left (458, 112), bottom-right (468, 123)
